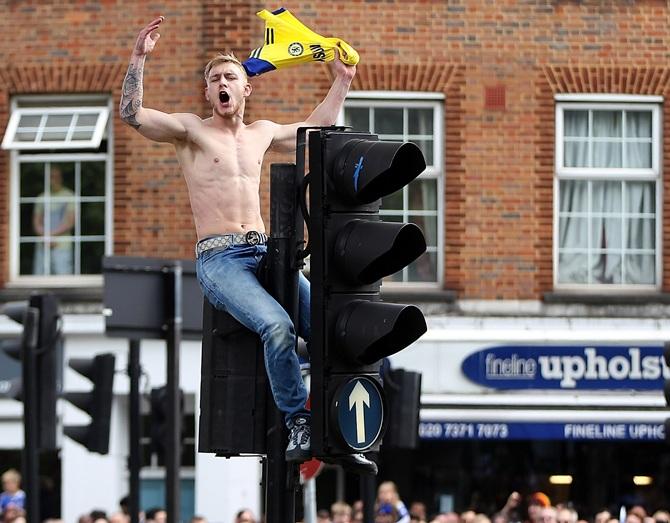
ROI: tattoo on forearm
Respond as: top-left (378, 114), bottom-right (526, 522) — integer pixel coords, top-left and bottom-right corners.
top-left (120, 63), bottom-right (143, 129)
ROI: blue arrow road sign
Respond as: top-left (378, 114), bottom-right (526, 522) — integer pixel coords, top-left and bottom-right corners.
top-left (336, 377), bottom-right (384, 451)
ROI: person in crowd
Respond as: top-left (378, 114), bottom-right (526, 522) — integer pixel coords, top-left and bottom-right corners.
top-left (474, 514), bottom-right (491, 523)
top-left (377, 481), bottom-right (410, 523)
top-left (625, 513), bottom-right (643, 523)
top-left (108, 512), bottom-right (129, 523)
top-left (234, 509), bottom-right (256, 523)
top-left (352, 500), bottom-right (364, 523)
top-left (189, 516), bottom-right (207, 523)
top-left (89, 510), bottom-right (107, 522)
top-left (540, 507), bottom-right (558, 523)
top-left (317, 509), bottom-right (332, 523)
top-left (377, 503), bottom-right (400, 523)
top-left (528, 494), bottom-right (551, 523)
top-left (557, 508), bottom-right (578, 523)
top-left (145, 508), bottom-right (166, 523)
top-left (461, 511), bottom-right (477, 523)
top-left (653, 511), bottom-right (670, 523)
top-left (594, 510), bottom-right (612, 523)
top-left (1, 505), bottom-right (24, 523)
top-left (331, 501), bottom-right (353, 523)
top-left (0, 470), bottom-right (25, 514)
top-left (409, 502), bottom-right (427, 523)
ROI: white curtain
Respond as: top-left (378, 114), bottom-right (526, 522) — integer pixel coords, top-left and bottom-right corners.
top-left (559, 109), bottom-right (655, 285)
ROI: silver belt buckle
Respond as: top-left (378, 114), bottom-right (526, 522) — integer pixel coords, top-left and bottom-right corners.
top-left (245, 230), bottom-right (261, 246)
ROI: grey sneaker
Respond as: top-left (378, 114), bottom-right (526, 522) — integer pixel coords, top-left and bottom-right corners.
top-left (285, 415), bottom-right (311, 462)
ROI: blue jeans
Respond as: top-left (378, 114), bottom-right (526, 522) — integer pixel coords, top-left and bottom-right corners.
top-left (195, 244), bottom-right (310, 426)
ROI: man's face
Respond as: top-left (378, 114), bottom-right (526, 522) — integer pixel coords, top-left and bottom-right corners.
top-left (205, 62), bottom-right (251, 118)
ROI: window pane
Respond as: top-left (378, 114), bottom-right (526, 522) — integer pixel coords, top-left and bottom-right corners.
top-left (20, 163), bottom-right (45, 197)
top-left (81, 161), bottom-right (106, 196)
top-left (408, 251), bottom-right (437, 282)
top-left (16, 131), bottom-right (37, 142)
top-left (76, 113), bottom-right (99, 127)
top-left (625, 142), bottom-right (651, 168)
top-left (591, 181), bottom-right (621, 214)
top-left (409, 215), bottom-right (437, 247)
top-left (408, 179), bottom-right (437, 211)
top-left (42, 130), bottom-right (68, 141)
top-left (559, 217), bottom-right (588, 249)
top-left (591, 218), bottom-right (622, 249)
top-left (344, 107), bottom-right (369, 132)
top-left (564, 141), bottom-right (588, 168)
top-left (625, 255), bottom-right (655, 284)
top-left (19, 242), bottom-right (37, 276)
top-left (564, 110), bottom-right (588, 137)
top-left (626, 181), bottom-right (655, 214)
top-left (81, 202), bottom-right (105, 235)
top-left (45, 114), bottom-right (72, 128)
top-left (408, 108), bottom-right (433, 134)
top-left (71, 130), bottom-right (95, 141)
top-left (20, 203), bottom-right (37, 238)
top-left (381, 190), bottom-right (403, 211)
top-left (374, 108), bottom-right (403, 134)
top-left (558, 252), bottom-right (588, 284)
top-left (626, 218), bottom-right (655, 250)
top-left (593, 142), bottom-right (621, 167)
top-left (81, 241), bottom-right (104, 274)
top-left (52, 163), bottom-right (76, 192)
top-left (18, 114), bottom-right (42, 128)
top-left (590, 252), bottom-right (621, 284)
top-left (414, 139), bottom-right (434, 166)
top-left (32, 242), bottom-right (74, 275)
top-left (559, 180), bottom-right (588, 213)
top-left (593, 110), bottom-right (622, 137)
top-left (626, 111), bottom-right (652, 138)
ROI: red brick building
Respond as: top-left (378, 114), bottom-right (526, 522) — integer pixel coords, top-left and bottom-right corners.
top-left (1, 1), bottom-right (669, 520)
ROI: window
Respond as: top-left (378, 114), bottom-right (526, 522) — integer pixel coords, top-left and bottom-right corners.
top-left (340, 93), bottom-right (444, 286)
top-left (3, 96), bottom-right (112, 282)
top-left (554, 96), bottom-right (661, 289)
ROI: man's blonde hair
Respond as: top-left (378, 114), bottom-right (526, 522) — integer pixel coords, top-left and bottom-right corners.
top-left (204, 52), bottom-right (247, 83)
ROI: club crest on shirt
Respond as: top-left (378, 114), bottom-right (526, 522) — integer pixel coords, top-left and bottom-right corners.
top-left (288, 42), bottom-right (304, 56)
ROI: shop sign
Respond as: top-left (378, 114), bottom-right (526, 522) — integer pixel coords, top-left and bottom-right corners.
top-left (461, 345), bottom-right (669, 390)
top-left (419, 421), bottom-right (666, 441)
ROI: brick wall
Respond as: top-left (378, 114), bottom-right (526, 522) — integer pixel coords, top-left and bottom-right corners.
top-left (1, 0), bottom-right (670, 298)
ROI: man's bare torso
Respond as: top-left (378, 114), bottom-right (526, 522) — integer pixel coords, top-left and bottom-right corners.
top-left (174, 115), bottom-right (275, 240)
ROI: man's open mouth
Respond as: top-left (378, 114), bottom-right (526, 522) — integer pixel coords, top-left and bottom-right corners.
top-left (219, 91), bottom-right (230, 103)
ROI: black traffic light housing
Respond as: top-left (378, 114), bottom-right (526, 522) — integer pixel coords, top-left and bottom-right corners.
top-left (1, 294), bottom-right (61, 450)
top-left (383, 366), bottom-right (422, 449)
top-left (150, 385), bottom-right (186, 462)
top-left (309, 128), bottom-right (428, 457)
top-left (63, 353), bottom-right (116, 454)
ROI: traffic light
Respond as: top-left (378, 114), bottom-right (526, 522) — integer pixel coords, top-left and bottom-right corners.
top-left (0, 293), bottom-right (61, 450)
top-left (63, 353), bottom-right (116, 454)
top-left (0, 301), bottom-right (32, 401)
top-left (309, 128), bottom-right (428, 457)
top-left (382, 365), bottom-right (422, 449)
top-left (150, 385), bottom-right (185, 462)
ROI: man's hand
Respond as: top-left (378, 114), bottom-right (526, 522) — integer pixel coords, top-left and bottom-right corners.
top-left (329, 45), bottom-right (356, 80)
top-left (133, 16), bottom-right (164, 57)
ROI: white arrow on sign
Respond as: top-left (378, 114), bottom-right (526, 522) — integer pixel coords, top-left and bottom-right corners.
top-left (349, 380), bottom-right (371, 444)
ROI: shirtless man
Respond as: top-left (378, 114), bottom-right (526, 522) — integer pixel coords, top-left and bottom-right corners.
top-left (119, 16), bottom-right (376, 470)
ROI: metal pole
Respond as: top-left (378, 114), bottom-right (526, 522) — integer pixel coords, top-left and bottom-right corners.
top-left (165, 263), bottom-right (183, 523)
top-left (128, 339), bottom-right (142, 523)
top-left (21, 307), bottom-right (40, 523)
top-left (361, 473), bottom-right (376, 523)
top-left (264, 163), bottom-right (302, 523)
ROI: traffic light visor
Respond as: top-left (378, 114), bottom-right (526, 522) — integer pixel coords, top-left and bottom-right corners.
top-left (335, 220), bottom-right (427, 284)
top-left (336, 301), bottom-right (427, 364)
top-left (334, 140), bottom-right (426, 204)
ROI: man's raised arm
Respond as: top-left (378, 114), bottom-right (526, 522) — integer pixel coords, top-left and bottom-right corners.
top-left (269, 51), bottom-right (356, 153)
top-left (119, 16), bottom-right (188, 143)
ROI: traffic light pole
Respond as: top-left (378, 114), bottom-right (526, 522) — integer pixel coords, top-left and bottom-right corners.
top-left (128, 339), bottom-right (142, 523)
top-left (164, 262), bottom-right (183, 523)
top-left (21, 307), bottom-right (40, 523)
top-left (263, 162), bottom-right (304, 523)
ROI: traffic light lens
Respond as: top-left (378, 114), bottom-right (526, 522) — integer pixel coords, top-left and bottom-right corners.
top-left (335, 220), bottom-right (427, 284)
top-left (335, 140), bottom-right (426, 204)
top-left (336, 301), bottom-right (427, 364)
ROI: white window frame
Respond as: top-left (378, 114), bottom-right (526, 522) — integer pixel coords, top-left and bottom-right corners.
top-left (2, 106), bottom-right (109, 150)
top-left (7, 95), bottom-right (114, 286)
top-left (338, 91), bottom-right (445, 289)
top-left (553, 95), bottom-right (663, 292)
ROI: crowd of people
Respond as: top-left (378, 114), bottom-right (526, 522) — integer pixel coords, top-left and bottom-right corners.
top-left (2, 469), bottom-right (669, 523)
